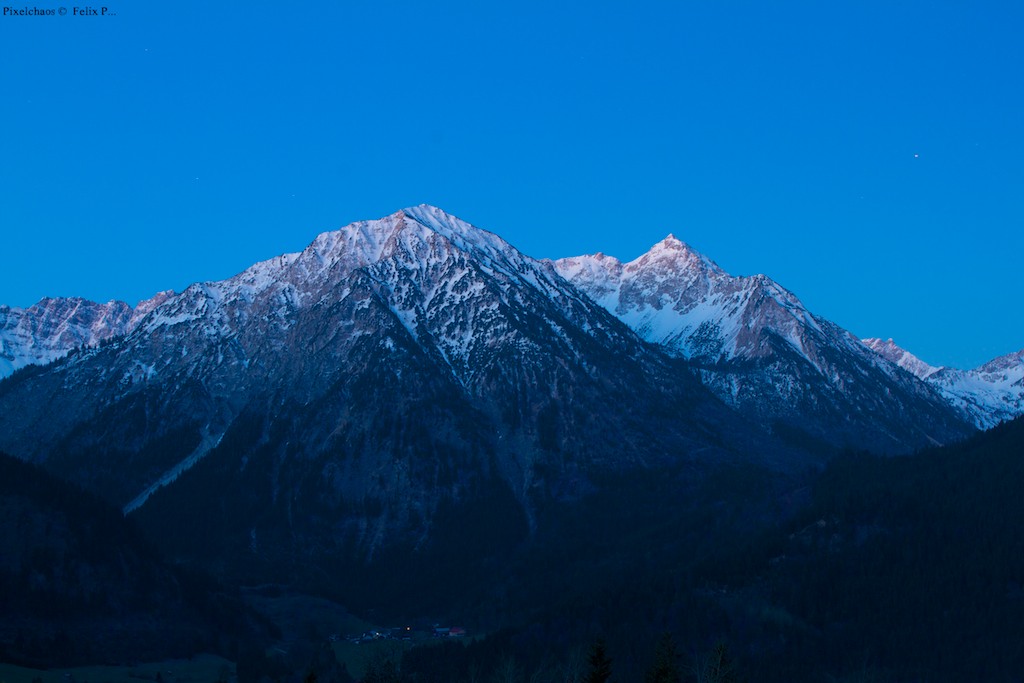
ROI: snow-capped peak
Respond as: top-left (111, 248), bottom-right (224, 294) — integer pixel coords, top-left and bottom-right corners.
top-left (653, 234), bottom-right (686, 250)
top-left (115, 205), bottom-right (623, 393)
top-left (633, 235), bottom-right (726, 278)
top-left (554, 236), bottom-right (818, 363)
top-left (395, 205), bottom-right (525, 275)
top-left (399, 204), bottom-right (479, 236)
top-left (552, 233), bottom-right (978, 450)
top-left (291, 205), bottom-right (519, 284)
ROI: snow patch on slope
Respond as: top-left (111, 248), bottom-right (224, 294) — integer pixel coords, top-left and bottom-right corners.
top-left (862, 337), bottom-right (942, 380)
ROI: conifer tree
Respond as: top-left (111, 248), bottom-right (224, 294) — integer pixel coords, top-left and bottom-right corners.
top-left (645, 633), bottom-right (682, 683)
top-left (584, 639), bottom-right (612, 683)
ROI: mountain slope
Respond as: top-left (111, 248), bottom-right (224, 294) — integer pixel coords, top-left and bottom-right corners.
top-left (0, 207), bottom-right (775, 595)
top-left (554, 237), bottom-right (971, 453)
top-left (864, 338), bottom-right (1024, 429)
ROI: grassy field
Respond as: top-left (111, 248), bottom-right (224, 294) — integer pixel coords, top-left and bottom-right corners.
top-left (0, 654), bottom-right (233, 683)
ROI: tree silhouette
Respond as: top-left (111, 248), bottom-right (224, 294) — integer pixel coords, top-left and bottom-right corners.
top-left (646, 633), bottom-right (682, 683)
top-left (584, 639), bottom-right (612, 683)
top-left (692, 643), bottom-right (738, 683)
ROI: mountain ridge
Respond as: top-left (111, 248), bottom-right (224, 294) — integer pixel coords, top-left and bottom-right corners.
top-left (0, 291), bottom-right (174, 378)
top-left (3, 206), bottom-right (1014, 414)
top-left (2, 206), bottom-right (999, 455)
top-left (552, 236), bottom-right (976, 450)
top-left (863, 337), bottom-right (1024, 429)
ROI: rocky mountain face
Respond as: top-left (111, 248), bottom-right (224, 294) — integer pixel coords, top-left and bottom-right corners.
top-left (863, 338), bottom-right (1024, 429)
top-left (553, 237), bottom-right (970, 453)
top-left (0, 292), bottom-right (174, 379)
top-left (0, 206), bottom-right (779, 588)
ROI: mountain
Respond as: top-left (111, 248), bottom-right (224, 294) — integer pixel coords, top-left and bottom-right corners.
top-left (863, 338), bottom-right (1024, 429)
top-left (553, 237), bottom-right (970, 453)
top-left (0, 292), bottom-right (174, 379)
top-left (0, 451), bottom-right (266, 667)
top-left (0, 206), bottom-right (777, 599)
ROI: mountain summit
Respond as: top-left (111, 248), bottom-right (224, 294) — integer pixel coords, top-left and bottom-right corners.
top-left (554, 238), bottom-right (803, 360)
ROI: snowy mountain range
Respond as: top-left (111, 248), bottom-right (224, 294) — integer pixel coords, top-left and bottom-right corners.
top-left (863, 338), bottom-right (1024, 429)
top-left (552, 235), bottom-right (1020, 434)
top-left (2, 207), bottom-right (1016, 441)
top-left (0, 204), bottom-right (1001, 585)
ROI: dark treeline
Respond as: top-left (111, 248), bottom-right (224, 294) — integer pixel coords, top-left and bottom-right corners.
top-left (236, 631), bottom-right (739, 683)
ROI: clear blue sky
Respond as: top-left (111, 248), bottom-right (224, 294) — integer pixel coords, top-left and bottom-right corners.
top-left (2, 1), bottom-right (1021, 369)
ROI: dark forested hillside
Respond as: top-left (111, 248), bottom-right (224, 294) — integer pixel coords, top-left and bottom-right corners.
top-left (390, 418), bottom-right (1024, 683)
top-left (0, 452), bottom-right (270, 668)
top-left (745, 415), bottom-right (1024, 682)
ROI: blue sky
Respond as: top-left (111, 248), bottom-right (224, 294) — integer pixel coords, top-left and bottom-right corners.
top-left (1, 1), bottom-right (1021, 369)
